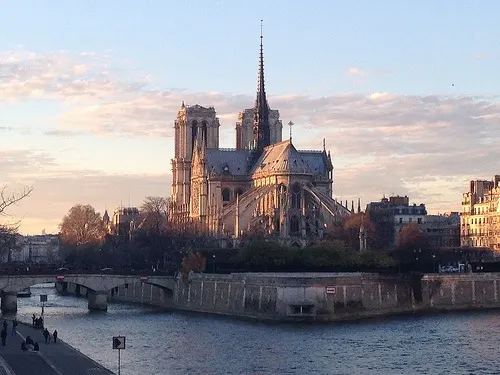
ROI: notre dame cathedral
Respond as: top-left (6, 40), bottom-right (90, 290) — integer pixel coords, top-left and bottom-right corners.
top-left (169, 33), bottom-right (351, 246)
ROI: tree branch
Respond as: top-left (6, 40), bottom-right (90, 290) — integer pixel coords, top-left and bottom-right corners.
top-left (0, 185), bottom-right (33, 216)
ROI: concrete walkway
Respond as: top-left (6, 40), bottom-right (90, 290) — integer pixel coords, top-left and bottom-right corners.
top-left (0, 321), bottom-right (114, 375)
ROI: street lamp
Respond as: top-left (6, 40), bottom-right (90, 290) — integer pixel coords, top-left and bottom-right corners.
top-left (212, 254), bottom-right (216, 274)
top-left (432, 254), bottom-right (436, 273)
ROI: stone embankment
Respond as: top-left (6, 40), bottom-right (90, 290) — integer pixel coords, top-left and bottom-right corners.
top-left (58, 272), bottom-right (500, 322)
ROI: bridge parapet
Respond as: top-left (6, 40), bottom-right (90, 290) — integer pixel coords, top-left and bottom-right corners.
top-left (0, 273), bottom-right (177, 312)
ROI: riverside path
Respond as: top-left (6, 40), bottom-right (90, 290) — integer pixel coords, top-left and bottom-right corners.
top-left (0, 321), bottom-right (114, 375)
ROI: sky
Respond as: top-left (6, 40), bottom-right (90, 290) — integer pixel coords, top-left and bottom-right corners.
top-left (1, 1), bottom-right (500, 234)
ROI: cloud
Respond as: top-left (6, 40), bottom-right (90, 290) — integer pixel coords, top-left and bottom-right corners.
top-left (347, 67), bottom-right (366, 76)
top-left (0, 50), bottom-right (145, 104)
top-left (346, 67), bottom-right (391, 78)
top-left (3, 49), bottom-right (500, 232)
top-left (4, 168), bottom-right (171, 235)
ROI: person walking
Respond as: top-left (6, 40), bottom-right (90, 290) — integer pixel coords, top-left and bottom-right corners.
top-left (32, 314), bottom-right (36, 327)
top-left (53, 330), bottom-right (58, 344)
top-left (43, 328), bottom-right (49, 344)
top-left (11, 319), bottom-right (17, 336)
top-left (1, 327), bottom-right (7, 346)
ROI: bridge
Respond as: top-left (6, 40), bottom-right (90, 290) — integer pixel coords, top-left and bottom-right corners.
top-left (0, 274), bottom-right (177, 312)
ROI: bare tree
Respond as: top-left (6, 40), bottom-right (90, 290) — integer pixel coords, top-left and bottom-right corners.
top-left (59, 204), bottom-right (106, 246)
top-left (0, 185), bottom-right (32, 260)
top-left (139, 196), bottom-right (168, 234)
top-left (0, 185), bottom-right (33, 217)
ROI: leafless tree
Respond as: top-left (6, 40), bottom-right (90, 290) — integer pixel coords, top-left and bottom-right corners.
top-left (0, 185), bottom-right (33, 259)
top-left (0, 185), bottom-right (33, 217)
top-left (139, 196), bottom-right (168, 234)
top-left (59, 204), bottom-right (106, 246)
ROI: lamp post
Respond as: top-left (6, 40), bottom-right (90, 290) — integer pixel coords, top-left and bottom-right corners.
top-left (432, 254), bottom-right (436, 273)
top-left (212, 254), bottom-right (216, 274)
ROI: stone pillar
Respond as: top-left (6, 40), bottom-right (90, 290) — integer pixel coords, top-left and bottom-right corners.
top-left (88, 291), bottom-right (108, 311)
top-left (1, 292), bottom-right (17, 312)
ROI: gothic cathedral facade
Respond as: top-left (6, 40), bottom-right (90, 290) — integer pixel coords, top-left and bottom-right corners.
top-left (169, 34), bottom-right (351, 246)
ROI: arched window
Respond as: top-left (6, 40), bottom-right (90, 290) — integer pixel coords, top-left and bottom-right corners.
top-left (201, 120), bottom-right (208, 146)
top-left (291, 183), bottom-right (301, 209)
top-left (191, 120), bottom-right (198, 150)
top-left (290, 215), bottom-right (300, 233)
top-left (222, 188), bottom-right (230, 202)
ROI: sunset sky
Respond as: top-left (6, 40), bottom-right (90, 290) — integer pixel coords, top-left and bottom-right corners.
top-left (1, 1), bottom-right (500, 234)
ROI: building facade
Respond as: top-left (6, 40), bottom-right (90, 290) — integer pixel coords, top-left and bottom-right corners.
top-left (366, 195), bottom-right (427, 249)
top-left (460, 177), bottom-right (500, 250)
top-left (169, 34), bottom-right (351, 245)
top-left (425, 213), bottom-right (460, 249)
top-left (9, 234), bottom-right (61, 264)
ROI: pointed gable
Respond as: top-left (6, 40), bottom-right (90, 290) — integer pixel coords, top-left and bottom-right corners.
top-left (250, 140), bottom-right (312, 176)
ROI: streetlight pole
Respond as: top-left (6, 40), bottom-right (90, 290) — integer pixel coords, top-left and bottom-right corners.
top-left (212, 254), bottom-right (216, 274)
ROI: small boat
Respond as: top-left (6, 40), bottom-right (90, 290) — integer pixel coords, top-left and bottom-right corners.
top-left (18, 287), bottom-right (31, 298)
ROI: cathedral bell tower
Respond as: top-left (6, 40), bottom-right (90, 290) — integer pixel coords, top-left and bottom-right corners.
top-left (170, 102), bottom-right (220, 222)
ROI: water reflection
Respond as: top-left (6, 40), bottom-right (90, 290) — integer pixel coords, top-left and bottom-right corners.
top-left (7, 283), bottom-right (500, 375)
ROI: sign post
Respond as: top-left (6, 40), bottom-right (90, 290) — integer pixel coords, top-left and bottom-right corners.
top-left (112, 336), bottom-right (126, 375)
top-left (39, 295), bottom-right (47, 327)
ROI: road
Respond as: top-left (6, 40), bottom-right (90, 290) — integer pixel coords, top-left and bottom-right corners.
top-left (0, 321), bottom-right (114, 375)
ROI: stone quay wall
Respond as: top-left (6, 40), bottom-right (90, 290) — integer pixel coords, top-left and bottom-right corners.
top-left (421, 273), bottom-right (500, 311)
top-left (57, 272), bottom-right (500, 322)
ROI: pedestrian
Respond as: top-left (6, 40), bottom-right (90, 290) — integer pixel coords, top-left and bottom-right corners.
top-left (43, 328), bottom-right (49, 344)
top-left (53, 330), bottom-right (58, 344)
top-left (1, 327), bottom-right (7, 346)
top-left (2, 320), bottom-right (7, 330)
top-left (32, 314), bottom-right (36, 327)
top-left (11, 319), bottom-right (17, 336)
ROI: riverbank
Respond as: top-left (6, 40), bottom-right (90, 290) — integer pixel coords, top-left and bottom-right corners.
top-left (56, 271), bottom-right (500, 323)
top-left (0, 321), bottom-right (114, 375)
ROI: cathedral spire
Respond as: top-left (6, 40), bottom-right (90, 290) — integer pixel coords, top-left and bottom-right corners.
top-left (252, 20), bottom-right (270, 151)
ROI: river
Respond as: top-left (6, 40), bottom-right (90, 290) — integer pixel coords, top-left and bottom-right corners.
top-left (6, 283), bottom-right (500, 375)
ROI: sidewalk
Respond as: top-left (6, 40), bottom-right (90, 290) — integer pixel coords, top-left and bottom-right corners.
top-left (0, 320), bottom-right (114, 375)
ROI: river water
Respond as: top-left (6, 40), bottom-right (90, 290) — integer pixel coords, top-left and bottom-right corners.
top-left (6, 283), bottom-right (500, 375)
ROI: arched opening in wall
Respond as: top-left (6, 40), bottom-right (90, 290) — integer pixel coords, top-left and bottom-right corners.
top-left (201, 120), bottom-right (208, 146)
top-left (191, 120), bottom-right (198, 151)
top-left (279, 184), bottom-right (287, 207)
top-left (235, 188), bottom-right (244, 199)
top-left (291, 183), bottom-right (301, 209)
top-left (222, 188), bottom-right (231, 202)
top-left (290, 215), bottom-right (300, 234)
top-left (305, 220), bottom-right (311, 234)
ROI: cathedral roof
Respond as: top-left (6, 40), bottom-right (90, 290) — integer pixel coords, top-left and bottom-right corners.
top-left (205, 149), bottom-right (251, 176)
top-left (300, 151), bottom-right (331, 176)
top-left (250, 140), bottom-right (313, 175)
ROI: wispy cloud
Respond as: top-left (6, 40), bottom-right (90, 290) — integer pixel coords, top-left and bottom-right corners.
top-left (2, 49), bottom-right (500, 232)
top-left (347, 67), bottom-right (366, 76)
